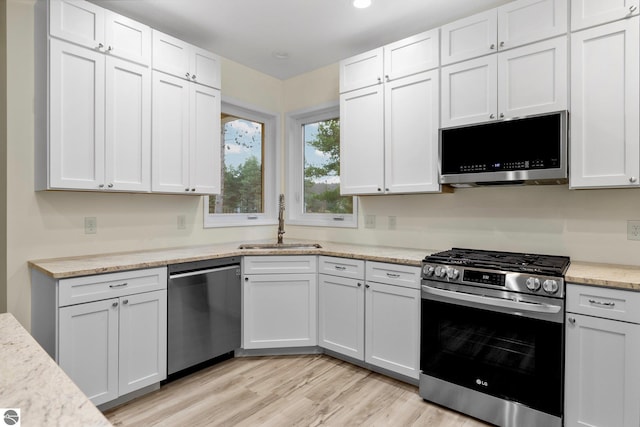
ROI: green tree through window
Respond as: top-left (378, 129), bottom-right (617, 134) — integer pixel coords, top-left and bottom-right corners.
top-left (303, 118), bottom-right (352, 214)
top-left (209, 114), bottom-right (264, 214)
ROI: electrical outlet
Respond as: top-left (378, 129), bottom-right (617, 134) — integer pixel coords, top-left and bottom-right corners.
top-left (177, 215), bottom-right (187, 230)
top-left (628, 220), bottom-right (640, 241)
top-left (388, 216), bottom-right (397, 230)
top-left (365, 214), bottom-right (376, 229)
top-left (84, 217), bottom-right (97, 234)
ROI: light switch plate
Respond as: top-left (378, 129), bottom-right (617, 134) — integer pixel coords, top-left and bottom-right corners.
top-left (84, 217), bottom-right (97, 234)
top-left (388, 216), bottom-right (397, 230)
top-left (365, 214), bottom-right (376, 229)
top-left (628, 220), bottom-right (640, 241)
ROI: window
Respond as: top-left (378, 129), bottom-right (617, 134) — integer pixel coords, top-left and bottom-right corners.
top-left (286, 103), bottom-right (358, 227)
top-left (204, 99), bottom-right (279, 227)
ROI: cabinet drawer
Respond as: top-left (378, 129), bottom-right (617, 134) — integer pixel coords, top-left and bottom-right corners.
top-left (58, 267), bottom-right (167, 307)
top-left (319, 256), bottom-right (365, 280)
top-left (365, 261), bottom-right (421, 289)
top-left (243, 256), bottom-right (317, 275)
top-left (567, 283), bottom-right (640, 324)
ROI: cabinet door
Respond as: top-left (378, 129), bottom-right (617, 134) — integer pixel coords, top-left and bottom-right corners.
top-left (441, 55), bottom-right (498, 127)
top-left (243, 273), bottom-right (317, 349)
top-left (570, 18), bottom-right (640, 188)
top-left (118, 290), bottom-right (167, 396)
top-left (49, 39), bottom-right (105, 190)
top-left (571, 0), bottom-right (640, 31)
top-left (565, 313), bottom-right (640, 427)
top-left (189, 84), bottom-right (221, 195)
top-left (383, 29), bottom-right (439, 81)
top-left (190, 47), bottom-right (221, 89)
top-left (318, 274), bottom-right (364, 360)
top-left (105, 57), bottom-right (151, 192)
top-left (441, 9), bottom-right (498, 65)
top-left (59, 298), bottom-right (119, 406)
top-left (104, 10), bottom-right (151, 66)
top-left (365, 282), bottom-right (420, 379)
top-left (339, 85), bottom-right (384, 195)
top-left (49, 0), bottom-right (105, 50)
top-left (151, 71), bottom-right (190, 193)
top-left (497, 0), bottom-right (568, 50)
top-left (339, 47), bottom-right (383, 93)
top-left (152, 30), bottom-right (190, 79)
top-left (498, 36), bottom-right (567, 119)
top-left (385, 70), bottom-right (440, 193)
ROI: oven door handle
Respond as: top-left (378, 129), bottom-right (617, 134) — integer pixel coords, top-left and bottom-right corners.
top-left (422, 285), bottom-right (562, 314)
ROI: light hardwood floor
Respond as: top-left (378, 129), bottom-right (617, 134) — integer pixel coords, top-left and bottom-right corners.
top-left (104, 355), bottom-right (491, 426)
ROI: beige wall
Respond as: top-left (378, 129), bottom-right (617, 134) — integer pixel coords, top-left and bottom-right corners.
top-left (7, 0), bottom-right (640, 329)
top-left (1, 0), bottom-right (7, 313)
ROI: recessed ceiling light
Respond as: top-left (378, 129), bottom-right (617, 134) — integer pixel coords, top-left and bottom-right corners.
top-left (352, 0), bottom-right (372, 9)
top-left (272, 51), bottom-right (290, 60)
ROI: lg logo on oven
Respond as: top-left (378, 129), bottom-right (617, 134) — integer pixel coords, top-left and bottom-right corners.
top-left (476, 378), bottom-right (489, 387)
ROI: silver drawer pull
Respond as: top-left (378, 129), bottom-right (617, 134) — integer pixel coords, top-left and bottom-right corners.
top-left (588, 299), bottom-right (615, 307)
top-left (386, 273), bottom-right (400, 278)
top-left (109, 282), bottom-right (128, 289)
top-left (334, 266), bottom-right (347, 271)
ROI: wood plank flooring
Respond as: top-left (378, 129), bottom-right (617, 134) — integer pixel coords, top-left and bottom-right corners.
top-left (104, 355), bottom-right (491, 427)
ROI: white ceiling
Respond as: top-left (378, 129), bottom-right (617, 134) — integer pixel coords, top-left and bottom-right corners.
top-left (91, 0), bottom-right (512, 80)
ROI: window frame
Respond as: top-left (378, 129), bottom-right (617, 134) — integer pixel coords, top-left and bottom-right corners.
top-left (285, 102), bottom-right (358, 228)
top-left (204, 97), bottom-right (280, 228)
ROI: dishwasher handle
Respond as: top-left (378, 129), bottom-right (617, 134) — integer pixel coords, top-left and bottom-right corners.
top-left (169, 265), bottom-right (239, 280)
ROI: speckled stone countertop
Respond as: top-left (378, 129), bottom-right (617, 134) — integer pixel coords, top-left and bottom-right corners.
top-left (28, 240), bottom-right (640, 291)
top-left (0, 313), bottom-right (112, 427)
top-left (29, 240), bottom-right (431, 279)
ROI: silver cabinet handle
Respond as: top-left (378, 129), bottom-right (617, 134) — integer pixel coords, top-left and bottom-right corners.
top-left (107, 183), bottom-right (113, 188)
top-left (123, 299), bottom-right (129, 305)
top-left (107, 46), bottom-right (113, 52)
top-left (191, 188), bottom-right (196, 192)
top-left (191, 75), bottom-right (197, 80)
top-left (365, 284), bottom-right (370, 288)
top-left (185, 72), bottom-right (191, 78)
top-left (568, 317), bottom-right (576, 324)
top-left (98, 184), bottom-right (105, 188)
top-left (386, 273), bottom-right (400, 278)
top-left (334, 265), bottom-right (347, 271)
top-left (385, 75), bottom-right (390, 82)
top-left (109, 282), bottom-right (128, 289)
top-left (377, 188), bottom-right (382, 192)
top-left (490, 113), bottom-right (496, 119)
top-left (490, 44), bottom-right (496, 50)
top-left (357, 283), bottom-right (362, 287)
top-left (499, 113), bottom-right (505, 118)
top-left (97, 42), bottom-right (104, 50)
top-left (588, 299), bottom-right (615, 307)
top-left (112, 301), bottom-right (118, 307)
top-left (630, 5), bottom-right (638, 13)
top-left (630, 176), bottom-right (637, 183)
top-left (377, 77), bottom-right (382, 83)
top-left (499, 41), bottom-right (505, 48)
top-left (185, 188), bottom-right (190, 192)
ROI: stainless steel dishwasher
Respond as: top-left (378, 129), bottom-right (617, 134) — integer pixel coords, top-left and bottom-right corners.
top-left (167, 257), bottom-right (241, 376)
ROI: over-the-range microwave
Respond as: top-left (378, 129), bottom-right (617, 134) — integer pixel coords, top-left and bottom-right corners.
top-left (439, 111), bottom-right (568, 187)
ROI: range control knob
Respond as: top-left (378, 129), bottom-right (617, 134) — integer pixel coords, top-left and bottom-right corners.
top-left (423, 265), bottom-right (435, 277)
top-left (434, 266), bottom-right (447, 278)
top-left (447, 268), bottom-right (460, 280)
top-left (542, 279), bottom-right (559, 294)
top-left (526, 277), bottom-right (541, 291)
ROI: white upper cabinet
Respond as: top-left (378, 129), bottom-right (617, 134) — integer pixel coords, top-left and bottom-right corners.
top-left (441, 0), bottom-right (567, 65)
top-left (383, 29), bottom-right (440, 81)
top-left (570, 18), bottom-right (640, 188)
top-left (49, 0), bottom-right (150, 66)
top-left (189, 83), bottom-right (222, 195)
top-left (498, 0), bottom-right (568, 49)
top-left (442, 36), bottom-right (567, 127)
top-left (497, 36), bottom-right (567, 118)
top-left (441, 9), bottom-right (498, 65)
top-left (152, 30), bottom-right (221, 89)
top-left (339, 47), bottom-right (383, 93)
top-left (571, 0), bottom-right (640, 31)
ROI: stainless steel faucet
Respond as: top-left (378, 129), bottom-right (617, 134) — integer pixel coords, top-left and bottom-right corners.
top-left (277, 194), bottom-right (285, 244)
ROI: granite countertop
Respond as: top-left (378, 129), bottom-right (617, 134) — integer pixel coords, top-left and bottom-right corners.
top-left (28, 240), bottom-right (640, 291)
top-left (29, 240), bottom-right (430, 279)
top-left (0, 313), bottom-right (112, 427)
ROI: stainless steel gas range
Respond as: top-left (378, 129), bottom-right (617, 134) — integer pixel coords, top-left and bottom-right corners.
top-left (419, 248), bottom-right (570, 427)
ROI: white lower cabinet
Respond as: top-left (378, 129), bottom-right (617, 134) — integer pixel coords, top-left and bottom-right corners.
top-left (318, 257), bottom-right (421, 380)
top-left (31, 267), bottom-right (167, 407)
top-left (242, 256), bottom-right (317, 349)
top-left (565, 283), bottom-right (640, 427)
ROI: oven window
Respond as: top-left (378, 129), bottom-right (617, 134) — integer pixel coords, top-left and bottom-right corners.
top-left (421, 299), bottom-right (563, 416)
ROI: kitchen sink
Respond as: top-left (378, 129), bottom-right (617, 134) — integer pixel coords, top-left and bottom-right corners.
top-left (238, 243), bottom-right (322, 250)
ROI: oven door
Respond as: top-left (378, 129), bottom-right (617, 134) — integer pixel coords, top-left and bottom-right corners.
top-left (420, 281), bottom-right (564, 418)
